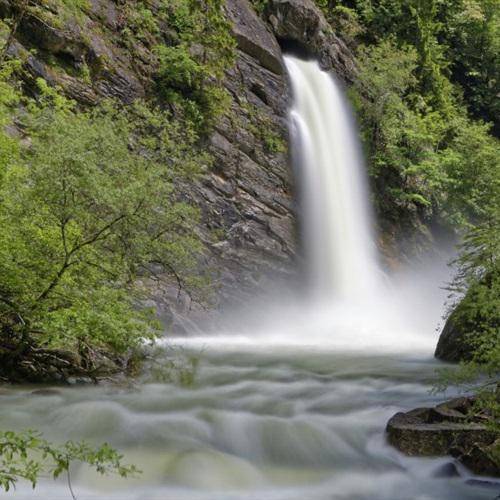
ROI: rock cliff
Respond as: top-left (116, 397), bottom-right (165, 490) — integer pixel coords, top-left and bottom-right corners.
top-left (1, 0), bottom-right (356, 325)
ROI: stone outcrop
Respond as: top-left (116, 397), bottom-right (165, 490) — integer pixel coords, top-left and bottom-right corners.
top-left (387, 397), bottom-right (500, 477)
top-left (1, 1), bottom-right (147, 105)
top-left (435, 306), bottom-right (474, 362)
top-left (226, 0), bottom-right (284, 75)
top-left (264, 0), bottom-right (356, 79)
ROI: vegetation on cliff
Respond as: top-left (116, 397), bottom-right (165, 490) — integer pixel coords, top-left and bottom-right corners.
top-left (0, 0), bottom-right (236, 382)
top-left (319, 0), bottom-right (498, 232)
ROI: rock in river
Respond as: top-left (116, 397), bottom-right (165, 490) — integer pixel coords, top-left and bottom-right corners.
top-left (386, 396), bottom-right (500, 477)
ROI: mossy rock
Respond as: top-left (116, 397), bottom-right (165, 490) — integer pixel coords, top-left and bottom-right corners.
top-left (435, 306), bottom-right (475, 362)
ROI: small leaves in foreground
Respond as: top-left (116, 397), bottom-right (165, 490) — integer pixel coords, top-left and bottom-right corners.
top-left (0, 430), bottom-right (139, 497)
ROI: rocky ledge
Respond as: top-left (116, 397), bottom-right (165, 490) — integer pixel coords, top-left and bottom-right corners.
top-left (387, 396), bottom-right (500, 477)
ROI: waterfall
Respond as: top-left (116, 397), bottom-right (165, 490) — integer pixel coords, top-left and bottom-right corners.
top-left (169, 55), bottom-right (448, 355)
top-left (284, 55), bottom-right (381, 300)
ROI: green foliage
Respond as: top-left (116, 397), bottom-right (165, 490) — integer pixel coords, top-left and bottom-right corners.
top-left (263, 132), bottom-right (287, 154)
top-left (320, 0), bottom-right (499, 133)
top-left (441, 0), bottom-right (500, 133)
top-left (435, 204), bottom-right (499, 431)
top-left (0, 75), bottom-right (206, 376)
top-left (327, 5), bottom-right (364, 44)
top-left (0, 59), bottom-right (21, 183)
top-left (126, 2), bottom-right (160, 41)
top-left (250, 0), bottom-right (268, 14)
top-left (154, 0), bottom-right (236, 132)
top-left (0, 430), bottom-right (138, 494)
top-left (341, 5), bottom-right (499, 228)
top-left (240, 100), bottom-right (286, 155)
top-left (435, 119), bottom-right (499, 225)
top-left (447, 206), bottom-right (499, 359)
top-left (349, 39), bottom-right (445, 216)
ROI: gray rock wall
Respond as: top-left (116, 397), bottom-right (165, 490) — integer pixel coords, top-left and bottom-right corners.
top-left (199, 0), bottom-right (357, 309)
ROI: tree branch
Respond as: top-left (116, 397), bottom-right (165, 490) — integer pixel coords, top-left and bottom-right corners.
top-left (69, 213), bottom-right (127, 256)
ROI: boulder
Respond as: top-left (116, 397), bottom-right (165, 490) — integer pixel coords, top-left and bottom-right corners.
top-left (386, 408), bottom-right (493, 457)
top-left (386, 397), bottom-right (500, 477)
top-left (432, 461), bottom-right (460, 478)
top-left (435, 307), bottom-right (474, 362)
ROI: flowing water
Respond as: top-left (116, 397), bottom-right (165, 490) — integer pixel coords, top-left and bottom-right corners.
top-left (0, 349), bottom-right (498, 500)
top-left (284, 55), bottom-right (379, 299)
top-left (1, 57), bottom-right (499, 499)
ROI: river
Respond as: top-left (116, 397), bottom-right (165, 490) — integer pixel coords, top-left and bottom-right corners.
top-left (1, 343), bottom-right (497, 499)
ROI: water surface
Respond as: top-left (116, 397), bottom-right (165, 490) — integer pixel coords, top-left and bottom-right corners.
top-left (1, 346), bottom-right (498, 499)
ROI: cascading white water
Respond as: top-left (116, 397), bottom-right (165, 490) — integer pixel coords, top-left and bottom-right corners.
top-left (285, 55), bottom-right (380, 299)
top-left (169, 54), bottom-right (447, 353)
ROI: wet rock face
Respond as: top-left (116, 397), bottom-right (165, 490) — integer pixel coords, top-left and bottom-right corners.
top-left (386, 397), bottom-right (500, 477)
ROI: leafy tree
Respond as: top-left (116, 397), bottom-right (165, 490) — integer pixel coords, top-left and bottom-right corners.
top-left (317, 0), bottom-right (499, 134)
top-left (348, 31), bottom-right (499, 230)
top-left (433, 117), bottom-right (499, 225)
top-left (443, 0), bottom-right (500, 134)
top-left (349, 40), bottom-right (448, 220)
top-left (0, 78), bottom-right (205, 380)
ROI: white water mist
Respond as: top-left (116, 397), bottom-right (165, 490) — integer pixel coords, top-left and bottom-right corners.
top-left (285, 56), bottom-right (380, 299)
